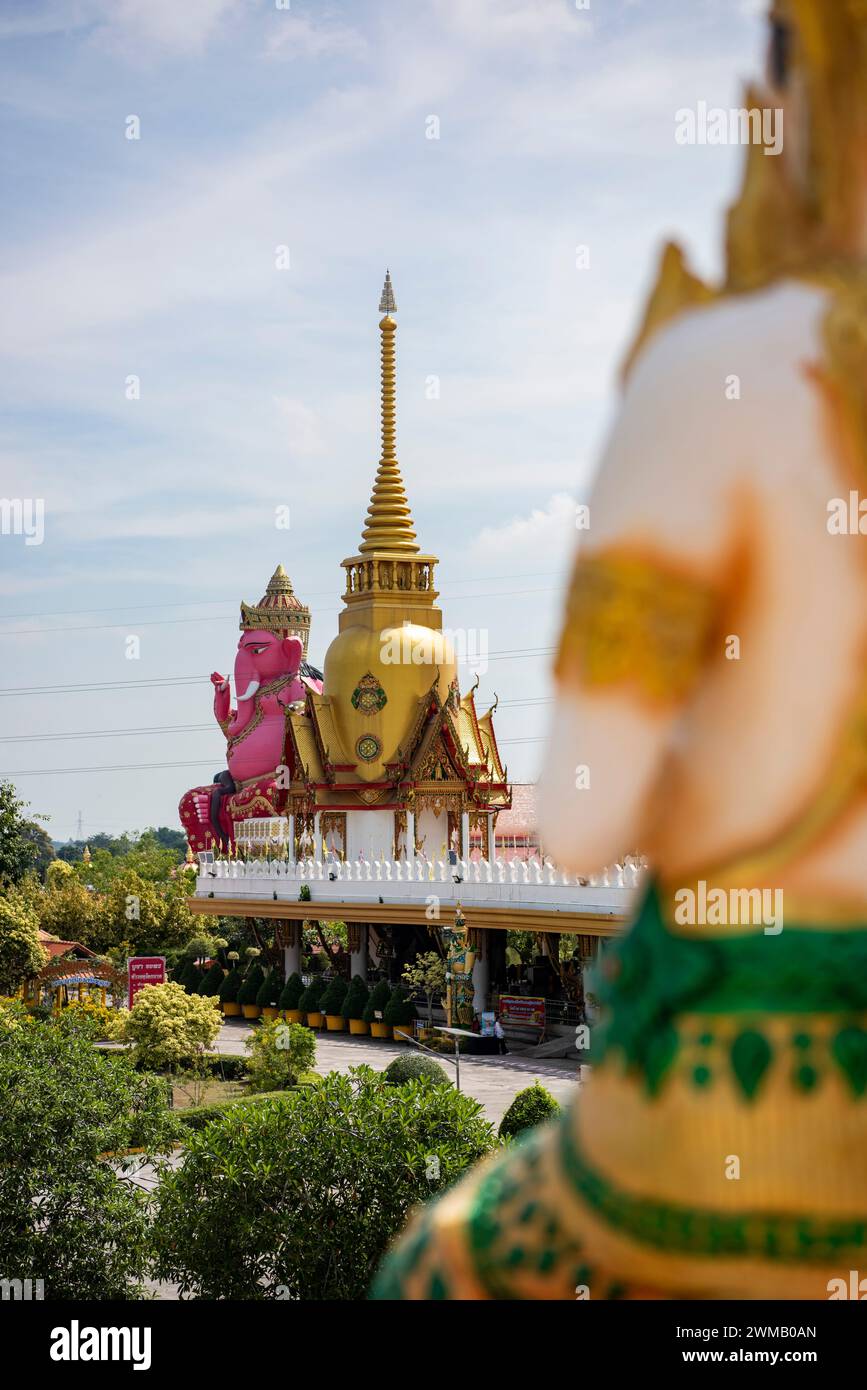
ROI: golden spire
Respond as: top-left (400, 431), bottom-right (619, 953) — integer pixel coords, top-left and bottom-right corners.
top-left (358, 271), bottom-right (419, 555)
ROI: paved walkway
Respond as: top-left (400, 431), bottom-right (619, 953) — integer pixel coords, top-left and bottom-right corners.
top-left (216, 1021), bottom-right (582, 1125)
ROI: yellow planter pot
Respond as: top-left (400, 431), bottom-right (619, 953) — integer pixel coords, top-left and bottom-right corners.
top-left (222, 1001), bottom-right (241, 1017)
top-left (282, 1009), bottom-right (303, 1025)
top-left (325, 1014), bottom-right (344, 1031)
top-left (393, 1025), bottom-right (413, 1042)
top-left (348, 1018), bottom-right (368, 1036)
top-left (370, 1021), bottom-right (391, 1039)
top-left (262, 1007), bottom-right (280, 1021)
top-left (306, 1011), bottom-right (324, 1029)
top-left (242, 1004), bottom-right (261, 1020)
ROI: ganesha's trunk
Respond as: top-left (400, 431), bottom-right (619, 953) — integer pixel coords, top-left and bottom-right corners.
top-left (230, 648), bottom-right (260, 732)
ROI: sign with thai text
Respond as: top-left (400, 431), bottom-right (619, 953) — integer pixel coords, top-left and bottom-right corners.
top-left (127, 956), bottom-right (166, 1009)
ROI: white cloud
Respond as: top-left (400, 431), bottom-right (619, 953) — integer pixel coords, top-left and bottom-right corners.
top-left (470, 493), bottom-right (580, 575)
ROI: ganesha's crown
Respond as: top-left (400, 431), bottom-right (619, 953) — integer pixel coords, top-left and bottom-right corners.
top-left (239, 564), bottom-right (311, 655)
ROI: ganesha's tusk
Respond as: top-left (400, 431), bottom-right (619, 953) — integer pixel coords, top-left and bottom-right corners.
top-left (236, 680), bottom-right (260, 702)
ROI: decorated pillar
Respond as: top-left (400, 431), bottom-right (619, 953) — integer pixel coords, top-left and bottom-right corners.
top-left (349, 923), bottom-right (368, 980)
top-left (460, 810), bottom-right (470, 862)
top-left (406, 810), bottom-right (415, 861)
top-left (443, 904), bottom-right (476, 1028)
top-left (287, 812), bottom-right (296, 863)
top-left (487, 811), bottom-right (495, 862)
top-left (471, 929), bottom-right (489, 1015)
top-left (313, 810), bottom-right (322, 862)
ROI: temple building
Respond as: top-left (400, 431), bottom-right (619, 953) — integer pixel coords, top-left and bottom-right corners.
top-left (186, 275), bottom-right (635, 1005)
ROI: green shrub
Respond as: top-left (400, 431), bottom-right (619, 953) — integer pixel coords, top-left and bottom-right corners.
top-left (320, 977), bottom-right (348, 1015)
top-left (298, 977), bottom-right (325, 1013)
top-left (219, 966), bottom-right (242, 1005)
top-left (177, 959), bottom-right (203, 994)
top-left (198, 961), bottom-right (225, 997)
top-left (383, 984), bottom-right (415, 1027)
top-left (0, 1022), bottom-right (180, 1297)
top-left (245, 1018), bottom-right (317, 1093)
top-left (279, 972), bottom-right (304, 1011)
top-left (256, 967), bottom-right (283, 1010)
top-left (177, 1090), bottom-right (292, 1131)
top-left (341, 975), bottom-right (370, 1021)
top-left (383, 1053), bottom-right (449, 1087)
top-left (153, 1066), bottom-right (496, 1299)
top-left (203, 1053), bottom-right (247, 1080)
top-left (122, 982), bottom-right (222, 1071)
top-left (363, 979), bottom-right (391, 1025)
top-left (498, 1082), bottom-right (561, 1140)
top-left (237, 963), bottom-right (265, 1007)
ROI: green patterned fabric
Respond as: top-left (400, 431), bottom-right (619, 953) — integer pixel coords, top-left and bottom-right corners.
top-left (592, 886), bottom-right (867, 1097)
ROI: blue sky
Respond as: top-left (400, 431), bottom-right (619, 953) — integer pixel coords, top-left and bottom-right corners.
top-left (0, 0), bottom-right (765, 841)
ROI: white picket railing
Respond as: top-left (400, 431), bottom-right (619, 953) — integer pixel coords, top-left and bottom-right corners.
top-left (195, 854), bottom-right (645, 919)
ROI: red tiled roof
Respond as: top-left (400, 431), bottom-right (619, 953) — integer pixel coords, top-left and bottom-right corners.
top-left (492, 783), bottom-right (537, 838)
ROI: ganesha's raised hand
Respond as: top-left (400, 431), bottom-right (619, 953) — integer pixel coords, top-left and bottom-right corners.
top-left (211, 672), bottom-right (232, 728)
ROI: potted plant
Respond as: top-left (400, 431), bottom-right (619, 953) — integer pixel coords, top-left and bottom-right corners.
top-left (364, 979), bottom-right (393, 1039)
top-left (238, 963), bottom-right (265, 1020)
top-left (298, 976), bottom-right (326, 1029)
top-left (256, 966), bottom-right (284, 1021)
top-left (279, 972), bottom-right (304, 1024)
top-left (321, 977), bottom-right (349, 1031)
top-left (342, 975), bottom-right (370, 1036)
top-left (198, 959), bottom-right (225, 997)
top-left (384, 984), bottom-right (416, 1042)
top-left (219, 965), bottom-right (243, 1017)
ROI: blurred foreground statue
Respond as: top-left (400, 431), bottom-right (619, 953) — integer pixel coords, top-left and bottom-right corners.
top-left (373, 1), bottom-right (867, 1299)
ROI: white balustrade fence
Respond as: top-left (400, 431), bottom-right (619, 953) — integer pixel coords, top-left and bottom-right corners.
top-left (195, 852), bottom-right (645, 918)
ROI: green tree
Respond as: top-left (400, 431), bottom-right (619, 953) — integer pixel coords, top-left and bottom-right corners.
top-left (245, 1018), bottom-right (316, 1092)
top-left (0, 889), bottom-right (46, 992)
top-left (121, 981), bottom-right (222, 1071)
top-left (255, 966), bottom-right (283, 1010)
top-left (401, 950), bottom-right (446, 1027)
top-left (0, 1024), bottom-right (179, 1298)
top-left (152, 1066), bottom-right (495, 1299)
top-left (362, 978), bottom-right (391, 1025)
top-left (0, 781), bottom-right (38, 886)
top-left (19, 821), bottom-right (55, 880)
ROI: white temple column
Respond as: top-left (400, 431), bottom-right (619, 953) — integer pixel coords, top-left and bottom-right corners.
top-left (283, 923), bottom-right (301, 979)
top-left (472, 952), bottom-right (489, 1016)
top-left (350, 924), bottom-right (368, 981)
top-left (287, 812), bottom-right (296, 864)
top-left (405, 810), bottom-right (415, 861)
top-left (461, 810), bottom-right (470, 862)
top-left (313, 810), bottom-right (322, 862)
top-left (486, 812), bottom-right (495, 862)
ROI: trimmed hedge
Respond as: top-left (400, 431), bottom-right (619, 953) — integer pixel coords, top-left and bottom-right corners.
top-left (498, 1082), bottom-right (561, 1140)
top-left (177, 1076), bottom-right (321, 1131)
top-left (342, 975), bottom-right (369, 1021)
top-left (363, 979), bottom-right (391, 1025)
top-left (237, 963), bottom-right (265, 1007)
top-left (256, 967), bottom-right (284, 1010)
top-left (383, 984), bottom-right (416, 1027)
top-left (298, 977), bottom-right (326, 1013)
top-left (219, 966), bottom-right (242, 1005)
top-left (279, 972), bottom-right (304, 1011)
top-left (383, 1054), bottom-right (450, 1087)
top-left (199, 961), bottom-right (225, 997)
top-left (320, 977), bottom-right (348, 1015)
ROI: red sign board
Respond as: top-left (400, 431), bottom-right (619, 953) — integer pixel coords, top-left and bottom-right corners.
top-left (499, 995), bottom-right (546, 1029)
top-left (128, 956), bottom-right (166, 1009)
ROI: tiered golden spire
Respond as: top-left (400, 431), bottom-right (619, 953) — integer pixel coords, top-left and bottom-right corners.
top-left (358, 271), bottom-right (419, 555)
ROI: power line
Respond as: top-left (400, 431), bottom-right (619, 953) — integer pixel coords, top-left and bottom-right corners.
top-left (0, 649), bottom-right (558, 698)
top-left (0, 697), bottom-right (554, 746)
top-left (0, 573), bottom-right (563, 626)
top-left (0, 588), bottom-right (559, 639)
top-left (2, 735), bottom-right (547, 777)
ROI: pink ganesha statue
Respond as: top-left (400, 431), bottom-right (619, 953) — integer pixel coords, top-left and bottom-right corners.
top-left (179, 565), bottom-right (322, 852)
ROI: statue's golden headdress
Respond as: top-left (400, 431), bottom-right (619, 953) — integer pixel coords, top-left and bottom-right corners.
top-left (239, 564), bottom-right (311, 655)
top-left (726, 0), bottom-right (867, 290)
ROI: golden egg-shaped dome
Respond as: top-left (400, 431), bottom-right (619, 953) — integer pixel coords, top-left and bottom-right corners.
top-left (323, 622), bottom-right (456, 782)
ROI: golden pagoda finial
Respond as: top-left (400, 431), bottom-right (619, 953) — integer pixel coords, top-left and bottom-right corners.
top-left (358, 272), bottom-right (419, 555)
top-left (82, 845), bottom-right (91, 864)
